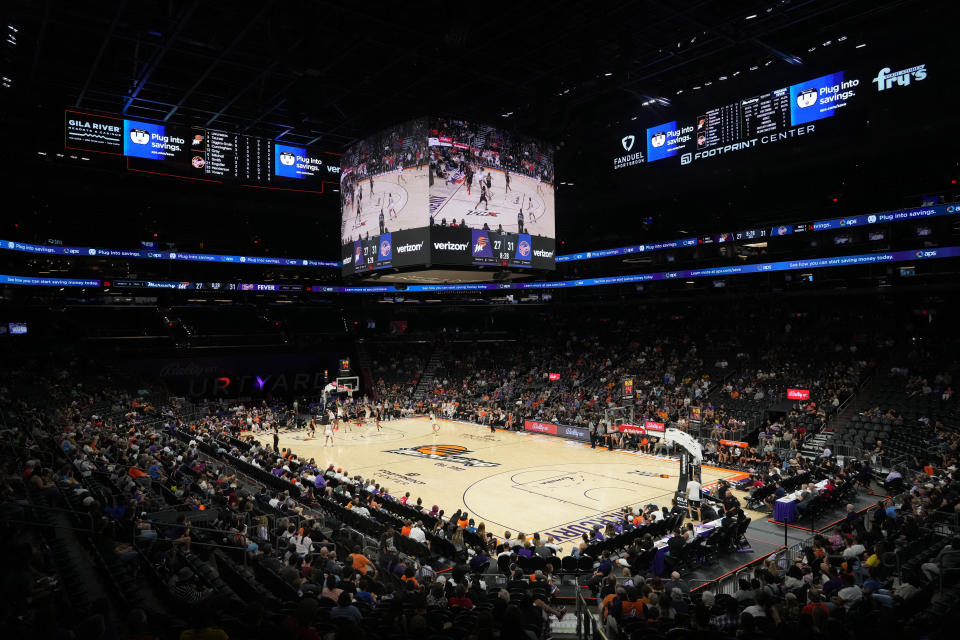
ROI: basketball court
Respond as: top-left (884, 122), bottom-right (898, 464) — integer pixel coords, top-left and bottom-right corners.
top-left (340, 164), bottom-right (430, 243)
top-left (429, 168), bottom-right (555, 237)
top-left (257, 417), bottom-right (753, 551)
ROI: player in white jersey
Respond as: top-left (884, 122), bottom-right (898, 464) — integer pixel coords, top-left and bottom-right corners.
top-left (396, 161), bottom-right (406, 184)
top-left (387, 193), bottom-right (397, 220)
top-left (536, 173), bottom-right (543, 194)
top-left (323, 420), bottom-right (334, 446)
top-left (430, 412), bottom-right (439, 433)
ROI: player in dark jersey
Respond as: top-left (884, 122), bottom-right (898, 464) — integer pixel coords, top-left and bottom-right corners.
top-left (369, 175), bottom-right (374, 194)
top-left (504, 169), bottom-right (511, 192)
top-left (466, 168), bottom-right (474, 195)
top-left (517, 208), bottom-right (524, 234)
top-left (475, 182), bottom-right (489, 211)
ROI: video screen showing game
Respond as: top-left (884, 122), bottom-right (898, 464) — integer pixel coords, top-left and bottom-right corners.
top-left (427, 117), bottom-right (555, 239)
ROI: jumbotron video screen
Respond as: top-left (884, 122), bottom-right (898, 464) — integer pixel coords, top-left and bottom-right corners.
top-left (340, 117), bottom-right (556, 276)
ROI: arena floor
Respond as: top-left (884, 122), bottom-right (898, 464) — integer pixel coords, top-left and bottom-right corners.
top-left (256, 417), bottom-right (750, 550)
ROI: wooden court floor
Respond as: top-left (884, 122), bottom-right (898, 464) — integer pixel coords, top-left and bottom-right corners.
top-left (257, 417), bottom-right (749, 550)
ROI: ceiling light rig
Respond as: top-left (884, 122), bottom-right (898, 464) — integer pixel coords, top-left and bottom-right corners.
top-left (614, 31), bottom-right (863, 128)
top-left (664, 33), bottom-right (857, 97)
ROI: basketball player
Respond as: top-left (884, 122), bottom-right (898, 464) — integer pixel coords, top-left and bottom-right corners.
top-left (387, 193), bottom-right (397, 220)
top-left (485, 171), bottom-right (492, 197)
top-left (536, 173), bottom-right (544, 194)
top-left (308, 417), bottom-right (317, 439)
top-left (379, 209), bottom-right (385, 234)
top-left (397, 160), bottom-right (406, 184)
top-left (365, 404), bottom-right (372, 424)
top-left (430, 411), bottom-right (439, 434)
top-left (517, 208), bottom-right (524, 234)
top-left (375, 407), bottom-right (382, 431)
top-left (323, 420), bottom-right (334, 447)
top-left (336, 403), bottom-right (345, 431)
top-left (528, 197), bottom-right (537, 224)
top-left (466, 166), bottom-right (474, 195)
top-left (355, 184), bottom-right (363, 221)
top-left (369, 175), bottom-right (374, 194)
top-left (475, 182), bottom-right (489, 211)
top-left (504, 169), bottom-right (511, 192)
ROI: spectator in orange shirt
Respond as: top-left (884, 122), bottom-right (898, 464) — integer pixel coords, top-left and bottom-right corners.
top-left (400, 566), bottom-right (419, 589)
top-left (457, 514), bottom-right (470, 529)
top-left (348, 546), bottom-right (374, 574)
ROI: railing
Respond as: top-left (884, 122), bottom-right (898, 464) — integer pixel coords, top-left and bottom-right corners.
top-left (575, 588), bottom-right (610, 640)
top-left (940, 550), bottom-right (960, 593)
top-left (689, 545), bottom-right (787, 595)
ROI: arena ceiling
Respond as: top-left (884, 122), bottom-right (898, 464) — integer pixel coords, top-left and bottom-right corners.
top-left (5, 0), bottom-right (937, 150)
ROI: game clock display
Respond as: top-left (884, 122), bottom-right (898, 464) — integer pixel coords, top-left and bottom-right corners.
top-left (469, 229), bottom-right (533, 267)
top-left (430, 226), bottom-right (554, 270)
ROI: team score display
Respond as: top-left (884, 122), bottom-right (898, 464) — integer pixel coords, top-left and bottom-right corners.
top-left (495, 238), bottom-right (514, 261)
top-left (363, 242), bottom-right (375, 267)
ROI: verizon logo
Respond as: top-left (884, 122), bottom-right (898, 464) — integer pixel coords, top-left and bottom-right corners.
top-left (396, 242), bottom-right (423, 253)
top-left (533, 249), bottom-right (554, 258)
top-left (433, 242), bottom-right (468, 251)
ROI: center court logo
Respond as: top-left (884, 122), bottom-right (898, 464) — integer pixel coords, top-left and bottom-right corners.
top-left (383, 444), bottom-right (500, 468)
top-left (621, 135), bottom-right (635, 152)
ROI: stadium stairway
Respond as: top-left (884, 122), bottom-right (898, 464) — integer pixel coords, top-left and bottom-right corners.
top-left (816, 373), bottom-right (881, 458)
top-left (413, 343), bottom-right (446, 400)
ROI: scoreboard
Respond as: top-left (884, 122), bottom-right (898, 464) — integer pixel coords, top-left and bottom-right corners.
top-left (342, 225), bottom-right (555, 276)
top-left (64, 110), bottom-right (340, 192)
top-left (611, 60), bottom-right (932, 172)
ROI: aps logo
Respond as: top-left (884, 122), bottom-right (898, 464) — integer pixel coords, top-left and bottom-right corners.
top-left (383, 444), bottom-right (500, 468)
top-left (129, 128), bottom-right (150, 145)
